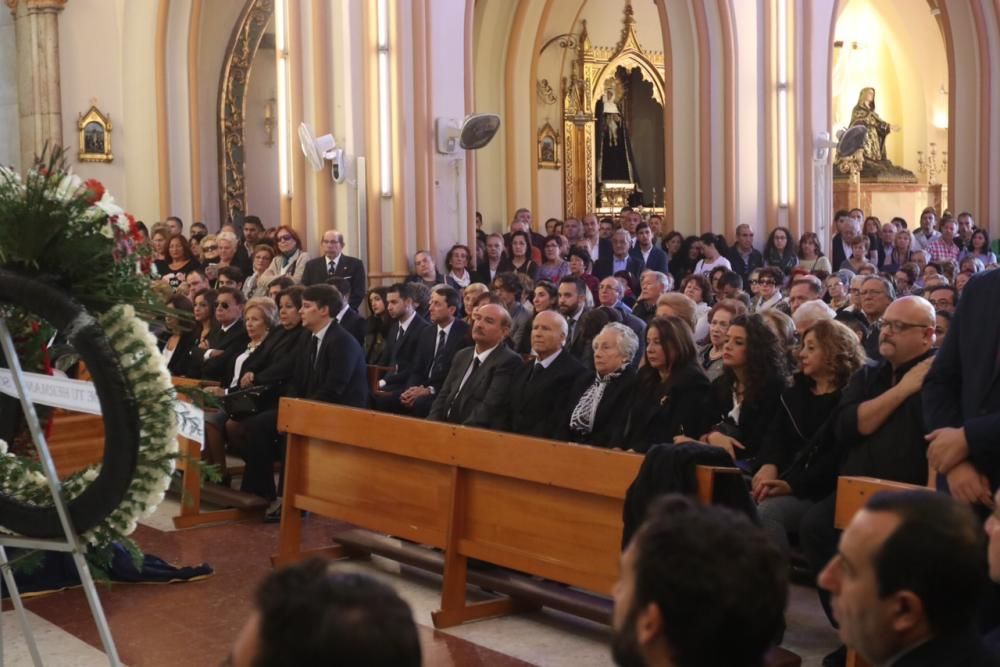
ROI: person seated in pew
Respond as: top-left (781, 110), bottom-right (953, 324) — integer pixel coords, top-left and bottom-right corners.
top-left (376, 283), bottom-right (429, 387)
top-left (507, 310), bottom-right (587, 439)
top-left (161, 293), bottom-right (197, 377)
top-left (687, 314), bottom-right (788, 472)
top-left (193, 287), bottom-right (250, 383)
top-left (613, 495), bottom-right (787, 667)
top-left (751, 319), bottom-right (866, 556)
top-left (327, 277), bottom-right (366, 346)
top-left (819, 491), bottom-right (998, 667)
top-left (557, 322), bottom-right (639, 448)
top-left (240, 284), bottom-right (369, 517)
top-left (378, 286), bottom-right (471, 418)
top-left (227, 558), bottom-right (421, 667)
top-left (427, 303), bottom-right (522, 430)
top-left (492, 271), bottom-right (533, 352)
top-left (799, 296), bottom-right (937, 666)
top-left (266, 274), bottom-right (296, 303)
top-left (365, 286), bottom-right (391, 364)
top-left (215, 265), bottom-right (245, 292)
top-left (615, 316), bottom-right (716, 453)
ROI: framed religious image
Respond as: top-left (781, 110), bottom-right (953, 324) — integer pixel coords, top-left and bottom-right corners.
top-left (537, 123), bottom-right (560, 169)
top-left (78, 106), bottom-right (113, 163)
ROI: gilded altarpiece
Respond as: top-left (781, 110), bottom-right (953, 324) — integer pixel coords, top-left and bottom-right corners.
top-left (562, 6), bottom-right (666, 219)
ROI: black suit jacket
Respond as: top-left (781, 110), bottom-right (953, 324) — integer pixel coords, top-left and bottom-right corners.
top-left (337, 307), bottom-right (367, 347)
top-left (594, 254), bottom-right (643, 283)
top-left (895, 628), bottom-right (999, 667)
top-left (557, 367), bottom-right (638, 447)
top-left (405, 319), bottom-right (472, 391)
top-left (285, 322), bottom-right (368, 408)
top-left (628, 245), bottom-right (669, 275)
top-left (165, 331), bottom-right (199, 378)
top-left (379, 314), bottom-right (430, 386)
top-left (200, 321), bottom-right (250, 383)
top-left (924, 269), bottom-right (1000, 487)
top-left (508, 350), bottom-right (587, 439)
top-left (616, 363), bottom-right (716, 453)
top-left (242, 326), bottom-right (308, 390)
top-left (830, 233), bottom-right (849, 272)
top-left (301, 254), bottom-right (367, 310)
top-left (428, 344), bottom-right (522, 430)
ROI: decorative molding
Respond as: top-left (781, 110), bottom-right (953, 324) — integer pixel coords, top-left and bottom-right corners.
top-left (539, 32), bottom-right (578, 55)
top-left (217, 0), bottom-right (274, 226)
top-left (537, 78), bottom-right (557, 105)
top-left (7, 0), bottom-right (67, 12)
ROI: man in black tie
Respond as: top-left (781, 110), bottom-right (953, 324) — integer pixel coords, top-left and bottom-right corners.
top-left (198, 287), bottom-right (249, 382)
top-left (508, 310), bottom-right (586, 438)
top-left (377, 283), bottom-right (429, 388)
top-left (428, 303), bottom-right (521, 429)
top-left (301, 230), bottom-right (367, 310)
top-left (240, 284), bottom-right (368, 513)
top-left (381, 286), bottom-right (471, 417)
top-left (558, 276), bottom-right (590, 358)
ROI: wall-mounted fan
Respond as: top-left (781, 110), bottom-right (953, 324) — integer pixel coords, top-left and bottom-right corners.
top-left (435, 113), bottom-right (502, 154)
top-left (298, 123), bottom-right (346, 183)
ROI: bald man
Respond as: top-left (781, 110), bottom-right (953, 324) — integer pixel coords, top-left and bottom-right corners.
top-left (507, 311), bottom-right (587, 438)
top-left (428, 303), bottom-right (522, 429)
top-left (800, 296), bottom-right (939, 646)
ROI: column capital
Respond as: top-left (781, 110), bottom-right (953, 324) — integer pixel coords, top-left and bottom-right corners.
top-left (6, 0), bottom-right (67, 13)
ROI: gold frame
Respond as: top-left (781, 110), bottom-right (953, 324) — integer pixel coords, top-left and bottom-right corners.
top-left (77, 106), bottom-right (113, 163)
top-left (538, 123), bottom-right (560, 169)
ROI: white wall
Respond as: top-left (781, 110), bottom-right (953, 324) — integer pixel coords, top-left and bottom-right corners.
top-left (244, 33), bottom-right (280, 232)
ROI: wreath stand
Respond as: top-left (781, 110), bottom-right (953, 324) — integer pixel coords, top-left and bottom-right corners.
top-left (0, 318), bottom-right (120, 667)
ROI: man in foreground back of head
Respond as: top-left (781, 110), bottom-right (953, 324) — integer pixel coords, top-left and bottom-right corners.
top-left (819, 491), bottom-right (997, 666)
top-left (612, 495), bottom-right (787, 667)
top-left (227, 559), bottom-right (421, 667)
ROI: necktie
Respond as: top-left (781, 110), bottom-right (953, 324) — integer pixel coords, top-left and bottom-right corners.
top-left (429, 329), bottom-right (447, 379)
top-left (567, 318), bottom-right (576, 343)
top-left (306, 335), bottom-right (321, 390)
top-left (328, 260), bottom-right (336, 277)
top-left (527, 361), bottom-right (542, 383)
top-left (449, 356), bottom-right (481, 418)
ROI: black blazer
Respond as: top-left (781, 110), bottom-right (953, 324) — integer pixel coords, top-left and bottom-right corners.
top-left (507, 350), bottom-right (587, 439)
top-left (616, 363), bottom-right (716, 453)
top-left (404, 319), bottom-right (472, 391)
top-left (428, 344), bottom-right (522, 430)
top-left (241, 326), bottom-right (309, 390)
top-left (594, 254), bottom-right (643, 283)
top-left (557, 367), bottom-right (638, 448)
top-left (710, 373), bottom-right (786, 464)
top-left (379, 314), bottom-right (430, 386)
top-left (200, 321), bottom-right (250, 383)
top-left (628, 245), bottom-right (669, 275)
top-left (285, 322), bottom-right (368, 408)
top-left (473, 257), bottom-right (514, 285)
top-left (301, 254), bottom-right (367, 310)
top-left (830, 233), bottom-right (849, 272)
top-left (924, 269), bottom-right (1000, 487)
top-left (165, 331), bottom-right (199, 377)
top-left (337, 307), bottom-right (367, 347)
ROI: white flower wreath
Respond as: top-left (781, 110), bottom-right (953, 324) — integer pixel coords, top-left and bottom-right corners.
top-left (0, 305), bottom-right (177, 551)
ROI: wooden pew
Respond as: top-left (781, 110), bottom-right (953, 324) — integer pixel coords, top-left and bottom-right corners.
top-left (834, 476), bottom-right (930, 667)
top-left (273, 400), bottom-right (802, 666)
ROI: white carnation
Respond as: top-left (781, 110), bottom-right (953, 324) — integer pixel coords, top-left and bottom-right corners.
top-left (53, 173), bottom-right (82, 202)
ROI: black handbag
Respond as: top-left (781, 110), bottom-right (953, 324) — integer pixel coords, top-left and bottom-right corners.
top-left (221, 385), bottom-right (275, 421)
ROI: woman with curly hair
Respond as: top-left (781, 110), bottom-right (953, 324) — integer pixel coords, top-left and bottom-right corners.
top-left (749, 319), bottom-right (865, 554)
top-left (764, 227), bottom-right (798, 275)
top-left (615, 316), bottom-right (716, 452)
top-left (697, 313), bottom-right (789, 469)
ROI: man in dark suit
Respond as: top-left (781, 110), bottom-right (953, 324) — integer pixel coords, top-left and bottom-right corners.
top-left (328, 277), bottom-right (366, 346)
top-left (301, 230), bottom-right (367, 310)
top-left (598, 277), bottom-right (646, 344)
top-left (241, 284), bottom-right (368, 507)
top-left (830, 209), bottom-right (856, 271)
top-left (377, 283), bottom-right (429, 388)
top-left (595, 229), bottom-right (643, 281)
top-left (235, 215), bottom-right (265, 276)
top-left (726, 223), bottom-right (764, 287)
top-left (199, 287), bottom-right (250, 382)
top-left (428, 303), bottom-right (521, 430)
top-left (924, 268), bottom-right (1000, 500)
top-left (508, 311), bottom-right (586, 438)
top-left (629, 222), bottom-right (668, 275)
top-left (581, 213), bottom-right (613, 265)
top-left (386, 286), bottom-right (471, 417)
top-left (557, 275), bottom-right (590, 357)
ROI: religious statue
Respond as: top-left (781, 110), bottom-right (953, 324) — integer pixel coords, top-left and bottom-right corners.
top-left (596, 70), bottom-right (641, 206)
top-left (836, 87), bottom-right (916, 183)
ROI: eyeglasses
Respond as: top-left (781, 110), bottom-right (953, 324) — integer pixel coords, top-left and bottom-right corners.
top-left (757, 280), bottom-right (776, 286)
top-left (216, 302), bottom-right (232, 310)
top-left (202, 245), bottom-right (218, 251)
top-left (878, 319), bottom-right (929, 334)
top-left (929, 298), bottom-right (954, 308)
top-left (277, 235), bottom-right (294, 242)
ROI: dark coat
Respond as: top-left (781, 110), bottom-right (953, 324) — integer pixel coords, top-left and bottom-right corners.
top-left (894, 629), bottom-right (999, 667)
top-left (199, 321), bottom-right (250, 383)
top-left (337, 307), bottom-right (367, 347)
top-left (428, 344), bottom-right (522, 430)
top-left (285, 321), bottom-right (368, 408)
top-left (726, 247), bottom-right (764, 287)
top-left (629, 245), bottom-right (669, 275)
top-left (594, 254), bottom-right (643, 282)
top-left (242, 326), bottom-right (308, 390)
top-left (710, 373), bottom-right (786, 465)
top-left (507, 350), bottom-right (588, 439)
top-left (404, 319), bottom-right (472, 392)
top-left (377, 313), bottom-right (430, 386)
top-left (165, 331), bottom-right (199, 378)
top-left (557, 366), bottom-right (637, 448)
top-left (301, 254), bottom-right (367, 310)
top-left (924, 269), bottom-right (1000, 488)
top-left (617, 363), bottom-right (717, 453)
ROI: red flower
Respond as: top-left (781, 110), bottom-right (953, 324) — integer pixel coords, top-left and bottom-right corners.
top-left (83, 179), bottom-right (105, 204)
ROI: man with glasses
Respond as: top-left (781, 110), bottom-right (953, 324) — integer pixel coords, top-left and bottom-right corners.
top-left (859, 275), bottom-right (895, 360)
top-left (302, 230), bottom-right (367, 310)
top-left (199, 287), bottom-right (250, 383)
top-left (726, 224), bottom-right (763, 287)
top-left (926, 284), bottom-right (957, 314)
top-left (800, 296), bottom-right (937, 665)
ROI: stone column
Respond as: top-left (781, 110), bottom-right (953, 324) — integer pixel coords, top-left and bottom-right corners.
top-left (7, 0), bottom-right (66, 168)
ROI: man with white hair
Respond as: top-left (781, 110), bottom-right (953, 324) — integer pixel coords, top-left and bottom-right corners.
top-left (633, 271), bottom-right (672, 323)
top-left (792, 300), bottom-right (836, 335)
top-left (598, 276), bottom-right (646, 341)
top-left (507, 310), bottom-right (586, 438)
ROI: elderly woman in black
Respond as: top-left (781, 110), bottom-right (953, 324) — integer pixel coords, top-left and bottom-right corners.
top-left (559, 322), bottom-right (639, 447)
top-left (693, 313), bottom-right (789, 472)
top-left (616, 316), bottom-right (716, 452)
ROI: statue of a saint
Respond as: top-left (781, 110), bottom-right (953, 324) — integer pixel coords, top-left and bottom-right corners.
top-left (850, 87), bottom-right (891, 163)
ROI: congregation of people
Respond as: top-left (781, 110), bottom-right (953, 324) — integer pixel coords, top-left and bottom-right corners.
top-left (144, 205), bottom-right (1000, 667)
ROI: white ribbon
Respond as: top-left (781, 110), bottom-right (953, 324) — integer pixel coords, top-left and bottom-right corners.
top-left (0, 369), bottom-right (204, 445)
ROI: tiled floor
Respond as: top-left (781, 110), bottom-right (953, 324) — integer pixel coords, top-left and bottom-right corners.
top-left (4, 510), bottom-right (839, 666)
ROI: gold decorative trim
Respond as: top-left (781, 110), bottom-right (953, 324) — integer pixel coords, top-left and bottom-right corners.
top-left (538, 122), bottom-right (560, 169)
top-left (218, 0), bottom-right (274, 226)
top-left (77, 105), bottom-right (112, 163)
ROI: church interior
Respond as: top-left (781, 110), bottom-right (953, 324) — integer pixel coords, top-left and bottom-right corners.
top-left (1, 0), bottom-right (1000, 665)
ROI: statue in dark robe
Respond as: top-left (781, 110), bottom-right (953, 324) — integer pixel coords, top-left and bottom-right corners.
top-left (596, 74), bottom-right (641, 205)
